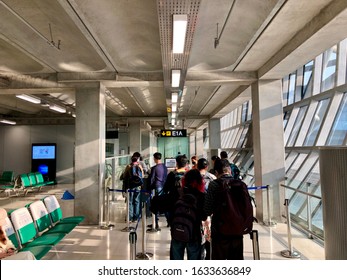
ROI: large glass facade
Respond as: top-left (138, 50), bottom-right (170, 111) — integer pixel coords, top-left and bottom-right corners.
top-left (217, 37), bottom-right (347, 242)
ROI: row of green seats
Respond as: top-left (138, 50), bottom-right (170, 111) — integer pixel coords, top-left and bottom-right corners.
top-left (3, 195), bottom-right (84, 260)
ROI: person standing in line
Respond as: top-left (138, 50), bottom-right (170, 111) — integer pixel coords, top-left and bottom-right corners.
top-left (121, 156), bottom-right (144, 222)
top-left (148, 152), bottom-right (168, 230)
top-left (204, 158), bottom-right (245, 260)
top-left (197, 158), bottom-right (216, 192)
top-left (197, 158), bottom-right (216, 260)
top-left (220, 151), bottom-right (240, 180)
top-left (190, 155), bottom-right (198, 169)
top-left (139, 156), bottom-right (149, 175)
top-left (209, 155), bottom-right (219, 176)
top-left (170, 169), bottom-right (207, 260)
top-left (163, 154), bottom-right (189, 227)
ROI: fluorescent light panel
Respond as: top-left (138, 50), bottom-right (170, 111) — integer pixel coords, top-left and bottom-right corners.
top-left (0, 119), bottom-right (16, 125)
top-left (173, 14), bottom-right (188, 54)
top-left (49, 104), bottom-right (66, 113)
top-left (172, 92), bottom-right (178, 103)
top-left (171, 70), bottom-right (181, 87)
top-left (172, 103), bottom-right (177, 112)
top-left (16, 94), bottom-right (41, 104)
top-left (171, 112), bottom-right (176, 119)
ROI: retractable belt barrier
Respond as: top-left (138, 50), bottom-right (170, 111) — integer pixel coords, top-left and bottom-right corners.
top-left (105, 185), bottom-right (268, 260)
top-left (247, 185), bottom-right (275, 227)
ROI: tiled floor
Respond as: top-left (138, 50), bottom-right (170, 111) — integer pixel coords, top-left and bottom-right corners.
top-left (0, 184), bottom-right (325, 260)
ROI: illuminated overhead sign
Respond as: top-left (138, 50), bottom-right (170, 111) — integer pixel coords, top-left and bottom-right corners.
top-left (160, 129), bottom-right (187, 137)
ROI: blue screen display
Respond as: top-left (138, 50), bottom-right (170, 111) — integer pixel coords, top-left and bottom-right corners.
top-left (38, 164), bottom-right (49, 174)
top-left (32, 145), bottom-right (56, 159)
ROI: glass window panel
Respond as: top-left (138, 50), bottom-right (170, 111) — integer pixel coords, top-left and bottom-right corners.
top-left (287, 106), bottom-right (308, 146)
top-left (292, 152), bottom-right (319, 186)
top-left (247, 99), bottom-right (252, 121)
top-left (232, 128), bottom-right (242, 148)
top-left (305, 162), bottom-right (320, 187)
top-left (327, 93), bottom-right (347, 145)
top-left (321, 45), bottom-right (337, 92)
top-left (237, 125), bottom-right (249, 148)
top-left (282, 76), bottom-right (289, 107)
top-left (304, 98), bottom-right (330, 146)
top-left (312, 206), bottom-right (323, 231)
top-left (288, 73), bottom-right (296, 105)
top-left (241, 101), bottom-right (248, 123)
top-left (285, 151), bottom-right (299, 172)
top-left (283, 111), bottom-right (291, 130)
top-left (286, 153), bottom-right (308, 181)
top-left (302, 60), bottom-right (314, 98)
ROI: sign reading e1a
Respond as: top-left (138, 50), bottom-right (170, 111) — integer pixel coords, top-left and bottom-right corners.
top-left (161, 129), bottom-right (187, 137)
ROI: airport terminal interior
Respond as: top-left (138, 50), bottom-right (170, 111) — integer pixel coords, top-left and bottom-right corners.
top-left (0, 0), bottom-right (347, 260)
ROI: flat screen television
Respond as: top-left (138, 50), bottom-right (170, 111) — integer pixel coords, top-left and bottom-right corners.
top-left (165, 158), bottom-right (176, 169)
top-left (32, 144), bottom-right (56, 160)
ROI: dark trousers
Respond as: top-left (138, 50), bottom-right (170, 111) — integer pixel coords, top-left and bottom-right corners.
top-left (211, 235), bottom-right (244, 260)
top-left (170, 238), bottom-right (202, 260)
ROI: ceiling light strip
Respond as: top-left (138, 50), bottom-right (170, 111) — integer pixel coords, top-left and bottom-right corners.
top-left (0, 119), bottom-right (16, 125)
top-left (171, 70), bottom-right (181, 87)
top-left (49, 104), bottom-right (66, 113)
top-left (173, 14), bottom-right (188, 54)
top-left (16, 94), bottom-right (41, 104)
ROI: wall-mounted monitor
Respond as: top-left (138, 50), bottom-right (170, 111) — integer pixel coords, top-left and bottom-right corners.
top-left (165, 158), bottom-right (176, 169)
top-left (31, 143), bottom-right (57, 181)
top-left (32, 144), bottom-right (56, 159)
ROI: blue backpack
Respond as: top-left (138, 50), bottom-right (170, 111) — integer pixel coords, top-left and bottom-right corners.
top-left (129, 164), bottom-right (143, 187)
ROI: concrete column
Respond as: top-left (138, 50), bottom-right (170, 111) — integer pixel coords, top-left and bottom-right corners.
top-left (251, 80), bottom-right (285, 223)
top-left (75, 84), bottom-right (106, 225)
top-left (320, 148), bottom-right (347, 259)
top-left (208, 118), bottom-right (221, 159)
top-left (129, 120), bottom-right (141, 156)
top-left (196, 129), bottom-right (204, 158)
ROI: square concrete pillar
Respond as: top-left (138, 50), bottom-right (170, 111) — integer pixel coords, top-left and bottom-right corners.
top-left (75, 84), bottom-right (106, 225)
top-left (252, 79), bottom-right (285, 223)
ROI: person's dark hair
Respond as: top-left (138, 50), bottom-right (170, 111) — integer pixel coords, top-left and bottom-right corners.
top-left (131, 156), bottom-right (138, 163)
top-left (176, 154), bottom-right (188, 168)
top-left (197, 158), bottom-right (208, 170)
top-left (182, 169), bottom-right (204, 193)
top-left (132, 152), bottom-right (141, 158)
top-left (220, 151), bottom-right (228, 159)
top-left (153, 152), bottom-right (162, 160)
top-left (214, 158), bottom-right (231, 174)
top-left (211, 155), bottom-right (219, 161)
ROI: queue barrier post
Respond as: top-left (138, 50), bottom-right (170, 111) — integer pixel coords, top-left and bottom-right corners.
top-left (129, 231), bottom-right (137, 260)
top-left (247, 185), bottom-right (275, 227)
top-left (280, 199), bottom-right (301, 259)
top-left (250, 230), bottom-right (260, 260)
top-left (100, 187), bottom-right (115, 230)
top-left (136, 192), bottom-right (153, 259)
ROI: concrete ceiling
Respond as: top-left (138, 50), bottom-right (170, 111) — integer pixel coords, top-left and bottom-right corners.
top-left (0, 0), bottom-right (346, 134)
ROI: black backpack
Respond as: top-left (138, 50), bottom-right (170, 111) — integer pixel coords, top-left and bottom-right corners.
top-left (212, 177), bottom-right (254, 236)
top-left (171, 193), bottom-right (198, 242)
top-left (129, 164), bottom-right (143, 187)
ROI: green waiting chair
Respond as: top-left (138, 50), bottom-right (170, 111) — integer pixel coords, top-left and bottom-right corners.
top-left (43, 195), bottom-right (84, 225)
top-left (10, 207), bottom-right (66, 248)
top-left (29, 200), bottom-right (77, 234)
top-left (3, 213), bottom-right (52, 260)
